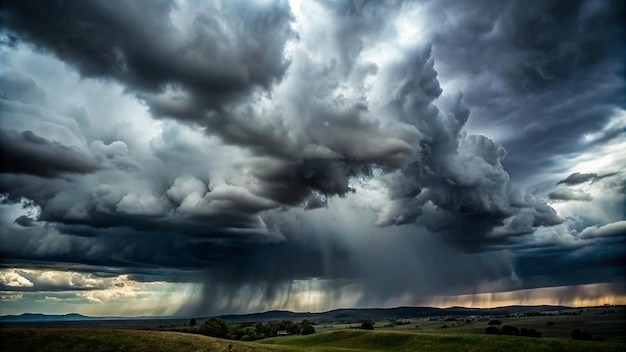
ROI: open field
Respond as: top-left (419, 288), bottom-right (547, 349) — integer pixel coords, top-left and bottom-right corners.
top-left (0, 328), bottom-right (298, 352)
top-left (260, 330), bottom-right (626, 352)
top-left (314, 307), bottom-right (626, 342)
top-left (2, 328), bottom-right (625, 352)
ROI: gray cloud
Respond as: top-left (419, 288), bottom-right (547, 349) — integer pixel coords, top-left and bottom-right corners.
top-left (0, 129), bottom-right (100, 177)
top-left (579, 221), bottom-right (626, 239)
top-left (548, 188), bottom-right (592, 201)
top-left (425, 0), bottom-right (625, 180)
top-left (557, 172), bottom-right (597, 185)
top-left (1, 0), bottom-right (293, 110)
top-left (370, 47), bottom-right (562, 250)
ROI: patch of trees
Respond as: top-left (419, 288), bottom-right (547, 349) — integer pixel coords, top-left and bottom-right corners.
top-left (521, 328), bottom-right (543, 338)
top-left (360, 321), bottom-right (374, 330)
top-left (301, 320), bottom-right (316, 335)
top-left (199, 318), bottom-right (229, 338)
top-left (197, 318), bottom-right (316, 341)
top-left (488, 320), bottom-right (502, 326)
top-left (502, 325), bottom-right (519, 336)
top-left (523, 312), bottom-right (546, 317)
top-left (486, 326), bottom-right (499, 335)
top-left (383, 320), bottom-right (411, 327)
top-left (485, 325), bottom-right (542, 338)
top-left (571, 329), bottom-right (603, 341)
top-left (557, 310), bottom-right (581, 316)
top-left (393, 320), bottom-right (411, 326)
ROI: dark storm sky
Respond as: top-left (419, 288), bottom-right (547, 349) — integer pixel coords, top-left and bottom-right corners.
top-left (0, 0), bottom-right (624, 315)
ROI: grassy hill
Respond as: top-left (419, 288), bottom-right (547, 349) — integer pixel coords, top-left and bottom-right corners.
top-left (2, 328), bottom-right (625, 352)
top-left (0, 328), bottom-right (297, 352)
top-left (259, 329), bottom-right (626, 352)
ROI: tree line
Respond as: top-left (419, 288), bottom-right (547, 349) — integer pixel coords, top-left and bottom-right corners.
top-left (190, 318), bottom-right (315, 341)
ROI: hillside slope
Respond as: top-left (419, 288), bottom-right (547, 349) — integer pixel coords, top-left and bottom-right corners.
top-left (260, 329), bottom-right (626, 352)
top-left (2, 328), bottom-right (625, 352)
top-left (0, 328), bottom-right (300, 352)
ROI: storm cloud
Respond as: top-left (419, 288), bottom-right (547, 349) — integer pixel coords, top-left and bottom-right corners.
top-left (0, 0), bottom-right (624, 315)
top-left (557, 172), bottom-right (598, 185)
top-left (548, 188), bottom-right (592, 201)
top-left (0, 129), bottom-right (100, 177)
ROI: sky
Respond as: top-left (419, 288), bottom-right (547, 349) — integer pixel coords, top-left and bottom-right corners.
top-left (0, 0), bottom-right (624, 317)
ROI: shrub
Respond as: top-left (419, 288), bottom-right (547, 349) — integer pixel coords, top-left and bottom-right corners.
top-left (520, 328), bottom-right (542, 338)
top-left (485, 326), bottom-right (500, 334)
top-left (360, 321), bottom-right (374, 330)
top-left (300, 320), bottom-right (316, 335)
top-left (571, 329), bottom-right (593, 341)
top-left (501, 325), bottom-right (520, 336)
top-left (199, 318), bottom-right (229, 338)
top-left (488, 320), bottom-right (502, 326)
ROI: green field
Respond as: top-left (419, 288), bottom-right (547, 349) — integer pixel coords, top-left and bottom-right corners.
top-left (314, 308), bottom-right (626, 343)
top-left (2, 328), bottom-right (625, 352)
top-left (260, 330), bottom-right (626, 352)
top-left (0, 328), bottom-right (295, 352)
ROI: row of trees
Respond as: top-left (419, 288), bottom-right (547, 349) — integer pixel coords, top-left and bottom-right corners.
top-left (195, 318), bottom-right (315, 341)
top-left (487, 326), bottom-right (605, 341)
top-left (571, 329), bottom-right (603, 341)
top-left (486, 325), bottom-right (542, 338)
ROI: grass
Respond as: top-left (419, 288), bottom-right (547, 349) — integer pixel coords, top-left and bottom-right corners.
top-left (0, 328), bottom-right (300, 352)
top-left (2, 328), bottom-right (625, 352)
top-left (259, 329), bottom-right (626, 352)
top-left (314, 309), bottom-right (626, 343)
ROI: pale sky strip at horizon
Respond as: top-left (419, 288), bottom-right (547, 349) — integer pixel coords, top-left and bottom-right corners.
top-left (0, 0), bottom-right (624, 316)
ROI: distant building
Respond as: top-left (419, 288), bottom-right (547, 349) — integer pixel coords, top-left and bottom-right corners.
top-left (277, 330), bottom-right (290, 336)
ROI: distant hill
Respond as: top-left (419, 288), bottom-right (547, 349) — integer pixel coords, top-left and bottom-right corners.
top-left (0, 305), bottom-right (575, 323)
top-left (215, 305), bottom-right (573, 323)
top-left (0, 313), bottom-right (182, 323)
top-left (0, 313), bottom-right (93, 322)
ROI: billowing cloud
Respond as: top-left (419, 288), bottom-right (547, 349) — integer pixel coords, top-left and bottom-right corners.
top-left (0, 0), bottom-right (624, 316)
top-left (0, 129), bottom-right (100, 177)
top-left (0, 269), bottom-right (106, 292)
top-left (579, 221), bottom-right (626, 239)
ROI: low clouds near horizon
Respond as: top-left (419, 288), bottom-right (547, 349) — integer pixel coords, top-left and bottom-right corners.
top-left (0, 0), bottom-right (624, 316)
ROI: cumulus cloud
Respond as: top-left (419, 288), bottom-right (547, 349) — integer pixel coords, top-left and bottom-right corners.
top-left (0, 271), bottom-right (34, 288)
top-left (579, 221), bottom-right (626, 239)
top-left (0, 269), bottom-right (107, 292)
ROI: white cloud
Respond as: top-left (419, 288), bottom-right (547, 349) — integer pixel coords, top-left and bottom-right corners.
top-left (579, 221), bottom-right (626, 239)
top-left (0, 271), bottom-right (34, 288)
